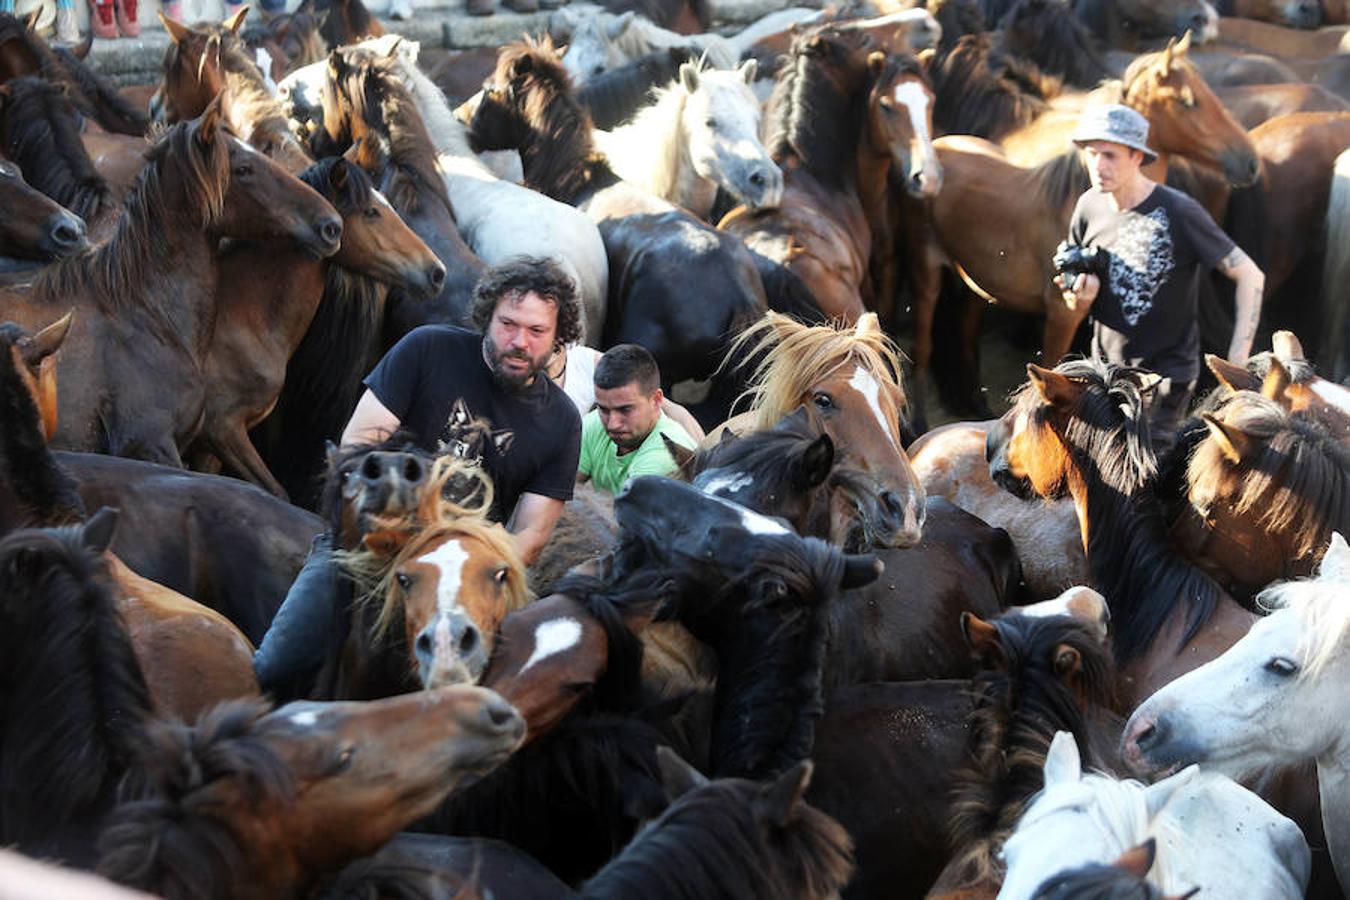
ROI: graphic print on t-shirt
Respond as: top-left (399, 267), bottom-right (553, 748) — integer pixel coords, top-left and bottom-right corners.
top-left (1106, 207), bottom-right (1175, 326)
top-left (437, 397), bottom-right (515, 466)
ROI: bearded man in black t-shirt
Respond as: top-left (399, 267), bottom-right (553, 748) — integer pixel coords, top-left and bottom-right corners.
top-left (1056, 104), bottom-right (1266, 450)
top-left (251, 258), bottom-right (582, 701)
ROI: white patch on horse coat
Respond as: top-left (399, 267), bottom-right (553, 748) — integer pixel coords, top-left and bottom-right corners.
top-left (706, 491), bottom-right (792, 535)
top-left (700, 471), bottom-right (755, 497)
top-left (287, 710), bottom-right (319, 728)
top-left (1311, 379), bottom-right (1350, 414)
top-left (255, 47), bottom-right (278, 95)
top-left (892, 80), bottom-right (940, 194)
top-left (519, 617), bottom-right (584, 673)
top-left (848, 366), bottom-right (900, 452)
top-left (420, 539), bottom-right (471, 622)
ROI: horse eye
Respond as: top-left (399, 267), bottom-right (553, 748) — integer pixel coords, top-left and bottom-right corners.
top-left (332, 747), bottom-right (355, 772)
top-left (813, 392), bottom-right (834, 410)
top-left (492, 566), bottom-right (509, 585)
top-left (233, 164), bottom-right (252, 177)
top-left (0, 165), bottom-right (12, 178)
top-left (1264, 657), bottom-right (1297, 677)
top-left (363, 206), bottom-right (380, 220)
top-left (395, 572), bottom-right (412, 591)
top-left (705, 118), bottom-right (716, 129)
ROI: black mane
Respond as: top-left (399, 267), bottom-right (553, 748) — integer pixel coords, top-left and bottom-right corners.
top-left (576, 46), bottom-right (699, 131)
top-left (0, 522), bottom-right (153, 864)
top-left (996, 0), bottom-right (1113, 89)
top-left (0, 76), bottom-right (112, 220)
top-left (928, 33), bottom-right (1058, 140)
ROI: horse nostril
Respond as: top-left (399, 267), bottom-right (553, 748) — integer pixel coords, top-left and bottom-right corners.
top-left (486, 696), bottom-right (516, 728)
top-left (1189, 12), bottom-right (1208, 28)
top-left (361, 455), bottom-right (383, 481)
top-left (415, 631), bottom-right (433, 661)
top-left (321, 220), bottom-right (342, 244)
top-left (459, 625), bottom-right (479, 656)
top-left (403, 456), bottom-right (425, 483)
top-left (51, 223), bottom-right (81, 247)
top-left (428, 264), bottom-right (446, 288)
top-left (749, 170), bottom-right (765, 187)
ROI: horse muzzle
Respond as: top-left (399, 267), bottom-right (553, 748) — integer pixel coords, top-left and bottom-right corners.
top-left (41, 210), bottom-right (89, 258)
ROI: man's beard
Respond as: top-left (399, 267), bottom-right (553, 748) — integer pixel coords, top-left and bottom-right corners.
top-left (483, 333), bottom-right (549, 391)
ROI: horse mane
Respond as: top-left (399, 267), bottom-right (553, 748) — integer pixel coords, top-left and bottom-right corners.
top-left (96, 697), bottom-right (294, 900)
top-left (1032, 147), bottom-right (1092, 211)
top-left (763, 27), bottom-right (872, 190)
top-left (1188, 393), bottom-right (1350, 561)
top-left (930, 0), bottom-right (986, 50)
top-left (995, 0), bottom-right (1113, 89)
top-left (212, 28), bottom-right (309, 160)
top-left (576, 47), bottom-right (697, 130)
top-left (299, 155), bottom-right (374, 215)
top-left (1258, 538), bottom-right (1350, 681)
top-left (728, 311), bottom-right (905, 428)
top-left (318, 857), bottom-right (479, 900)
top-left (945, 612), bottom-right (1115, 890)
top-left (928, 33), bottom-right (1060, 140)
top-left (1015, 357), bottom-right (1225, 664)
top-left (1246, 350), bottom-right (1318, 385)
top-left (0, 323), bottom-right (85, 524)
top-left (492, 37), bottom-right (613, 203)
top-left (581, 769), bottom-right (854, 900)
top-left (604, 70), bottom-right (696, 200)
top-left (0, 76), bottom-right (113, 220)
top-left (681, 406), bottom-right (823, 484)
top-left (321, 0), bottom-right (381, 50)
top-left (0, 523), bottom-right (153, 854)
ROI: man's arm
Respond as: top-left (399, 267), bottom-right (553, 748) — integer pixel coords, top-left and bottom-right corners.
top-left (508, 492), bottom-right (565, 566)
top-left (340, 390), bottom-right (402, 448)
top-left (661, 398), bottom-right (705, 443)
top-left (1217, 247), bottom-right (1265, 366)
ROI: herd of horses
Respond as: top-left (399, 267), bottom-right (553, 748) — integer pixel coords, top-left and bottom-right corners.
top-left (1, 0), bottom-right (1350, 896)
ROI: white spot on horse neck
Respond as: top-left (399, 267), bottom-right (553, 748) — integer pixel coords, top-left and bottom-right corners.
top-left (705, 490), bottom-right (791, 536)
top-left (700, 470), bottom-right (755, 497)
top-left (420, 539), bottom-right (471, 623)
top-left (847, 366), bottom-right (901, 452)
top-left (519, 617), bottom-right (584, 674)
top-left (1311, 379), bottom-right (1350, 414)
top-left (287, 709), bottom-right (319, 728)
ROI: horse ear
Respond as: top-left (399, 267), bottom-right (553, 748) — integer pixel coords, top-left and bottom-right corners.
top-left (678, 61), bottom-right (700, 94)
top-left (325, 440), bottom-right (342, 470)
top-left (1043, 731), bottom-right (1082, 786)
top-left (362, 528), bottom-right (411, 557)
top-left (867, 50), bottom-right (886, 73)
top-left (718, 426), bottom-right (739, 445)
top-left (1261, 357), bottom-right (1293, 402)
top-left (82, 507), bottom-right (120, 554)
top-left (1271, 329), bottom-right (1306, 363)
top-left (661, 433), bottom-right (696, 471)
top-left (854, 312), bottom-right (881, 336)
top-left (760, 759), bottom-right (813, 827)
top-left (70, 34), bottom-right (93, 60)
top-left (1160, 37), bottom-right (1175, 76)
top-left (198, 93), bottom-right (225, 145)
top-left (18, 312), bottom-right (75, 369)
top-left (961, 612), bottom-right (1001, 661)
top-left (1205, 353), bottom-right (1259, 393)
top-left (1144, 765), bottom-right (1199, 819)
top-left (1026, 364), bottom-right (1079, 410)
top-left (841, 552), bottom-right (882, 589)
top-left (160, 10), bottom-right (193, 43)
top-left (223, 4), bottom-right (251, 33)
top-left (1113, 838), bottom-right (1157, 880)
top-left (1322, 533), bottom-right (1350, 581)
top-left (657, 746), bottom-right (708, 800)
top-left (509, 51), bottom-right (535, 81)
top-left (606, 10), bottom-right (635, 39)
top-left (1175, 28), bottom-right (1193, 56)
top-left (737, 58), bottom-right (757, 84)
top-left (917, 47), bottom-right (936, 69)
top-left (1200, 412), bottom-right (1251, 464)
top-left (1052, 643), bottom-right (1083, 679)
top-left (22, 8), bottom-right (40, 31)
top-left (328, 157), bottom-right (350, 192)
top-left (795, 434), bottom-right (834, 489)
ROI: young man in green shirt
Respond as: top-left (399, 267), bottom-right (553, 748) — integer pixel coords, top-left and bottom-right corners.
top-left (577, 344), bottom-right (698, 494)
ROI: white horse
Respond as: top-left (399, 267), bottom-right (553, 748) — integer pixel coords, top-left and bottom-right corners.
top-left (998, 732), bottom-right (1311, 900)
top-left (279, 43), bottom-right (610, 343)
top-left (1123, 532), bottom-right (1350, 891)
top-left (592, 60), bottom-right (782, 220)
top-left (559, 5), bottom-right (738, 84)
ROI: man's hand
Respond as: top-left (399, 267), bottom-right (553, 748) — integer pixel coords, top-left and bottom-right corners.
top-left (508, 492), bottom-right (565, 567)
top-left (1055, 272), bottom-right (1100, 312)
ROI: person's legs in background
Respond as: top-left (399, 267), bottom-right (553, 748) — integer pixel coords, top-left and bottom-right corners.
top-left (88, 0), bottom-right (116, 37)
top-left (113, 0), bottom-right (137, 36)
top-left (1146, 377), bottom-right (1196, 458)
top-left (54, 0), bottom-right (80, 41)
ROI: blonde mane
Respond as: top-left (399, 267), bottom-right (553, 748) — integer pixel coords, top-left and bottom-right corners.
top-left (728, 312), bottom-right (907, 429)
top-left (1257, 533), bottom-right (1350, 681)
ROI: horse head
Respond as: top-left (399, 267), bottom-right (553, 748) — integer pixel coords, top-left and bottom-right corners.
top-left (0, 159), bottom-right (88, 263)
top-left (676, 60), bottom-right (783, 210)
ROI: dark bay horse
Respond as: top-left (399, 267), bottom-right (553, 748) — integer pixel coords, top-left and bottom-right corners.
top-left (986, 358), bottom-right (1259, 709)
top-left (720, 27), bottom-right (941, 323)
top-left (96, 689), bottom-right (524, 900)
top-left (193, 156), bottom-right (443, 498)
top-left (0, 99), bottom-right (341, 468)
top-left (465, 37), bottom-right (768, 423)
top-left (0, 155), bottom-right (87, 265)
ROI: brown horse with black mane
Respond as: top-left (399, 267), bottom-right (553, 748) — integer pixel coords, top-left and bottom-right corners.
top-left (0, 155), bottom-right (87, 265)
top-left (0, 99), bottom-right (341, 468)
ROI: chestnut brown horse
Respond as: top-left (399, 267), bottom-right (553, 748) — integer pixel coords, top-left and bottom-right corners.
top-left (192, 156), bottom-right (443, 498)
top-left (0, 99), bottom-right (341, 468)
top-left (96, 689), bottom-right (525, 900)
top-left (720, 27), bottom-right (941, 323)
top-left (905, 34), bottom-right (1259, 428)
top-left (986, 358), bottom-right (1258, 710)
top-left (1206, 333), bottom-right (1350, 440)
top-left (0, 155), bottom-right (88, 265)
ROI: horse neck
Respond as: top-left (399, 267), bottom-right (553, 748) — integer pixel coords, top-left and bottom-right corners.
top-left (1062, 432), bottom-right (1225, 667)
top-left (380, 98), bottom-right (455, 208)
top-left (218, 241), bottom-right (327, 359)
top-left (0, 356), bottom-right (84, 528)
top-left (1319, 758), bottom-right (1350, 894)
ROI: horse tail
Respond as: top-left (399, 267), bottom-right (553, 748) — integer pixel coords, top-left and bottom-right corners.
top-left (1320, 149), bottom-right (1350, 380)
top-left (748, 249), bottom-right (828, 325)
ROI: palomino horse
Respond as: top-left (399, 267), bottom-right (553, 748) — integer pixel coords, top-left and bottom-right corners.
top-left (998, 732), bottom-right (1309, 899)
top-left (1123, 534), bottom-right (1350, 893)
top-left (715, 311), bottom-right (926, 547)
top-left (0, 99), bottom-right (341, 467)
top-left (0, 155), bottom-right (87, 265)
top-left (96, 689), bottom-right (525, 900)
top-left (466, 36), bottom-right (767, 422)
top-left (986, 359), bottom-right (1258, 709)
top-left (905, 33), bottom-right (1260, 427)
top-left (719, 27), bottom-right (941, 323)
top-left (593, 59), bottom-right (783, 220)
top-left (193, 156), bottom-right (443, 498)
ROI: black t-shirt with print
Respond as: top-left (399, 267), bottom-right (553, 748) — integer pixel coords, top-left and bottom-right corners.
top-left (363, 325), bottom-right (581, 522)
top-left (1069, 184), bottom-right (1235, 382)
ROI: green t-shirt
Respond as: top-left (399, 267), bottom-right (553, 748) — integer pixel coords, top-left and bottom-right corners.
top-left (578, 411), bottom-right (697, 494)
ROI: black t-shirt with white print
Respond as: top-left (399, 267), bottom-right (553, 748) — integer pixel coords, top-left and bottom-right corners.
top-left (363, 325), bottom-right (581, 523)
top-left (1069, 183), bottom-right (1235, 382)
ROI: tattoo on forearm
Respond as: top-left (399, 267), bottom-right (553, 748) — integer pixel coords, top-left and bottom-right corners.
top-left (1220, 247), bottom-right (1251, 274)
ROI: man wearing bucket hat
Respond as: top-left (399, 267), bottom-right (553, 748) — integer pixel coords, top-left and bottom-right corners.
top-left (1057, 103), bottom-right (1265, 449)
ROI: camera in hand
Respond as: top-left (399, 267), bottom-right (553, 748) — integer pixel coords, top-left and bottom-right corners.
top-left (1053, 241), bottom-right (1107, 281)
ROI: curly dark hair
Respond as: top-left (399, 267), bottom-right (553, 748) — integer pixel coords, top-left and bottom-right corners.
top-left (469, 257), bottom-right (584, 347)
